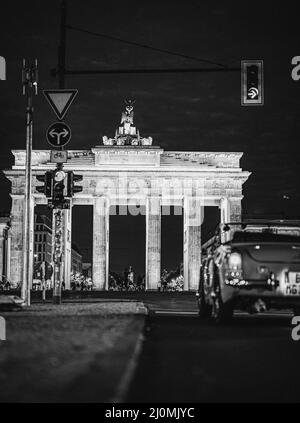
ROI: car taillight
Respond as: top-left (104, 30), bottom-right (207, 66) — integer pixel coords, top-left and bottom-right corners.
top-left (228, 252), bottom-right (242, 270)
top-left (258, 265), bottom-right (269, 274)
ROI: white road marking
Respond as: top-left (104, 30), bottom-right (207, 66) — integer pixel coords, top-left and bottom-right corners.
top-left (153, 310), bottom-right (198, 315)
top-left (111, 333), bottom-right (145, 403)
top-left (235, 311), bottom-right (292, 318)
top-left (152, 310), bottom-right (293, 317)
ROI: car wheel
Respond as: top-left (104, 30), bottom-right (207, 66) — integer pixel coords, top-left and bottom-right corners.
top-left (197, 279), bottom-right (212, 318)
top-left (211, 267), bottom-right (234, 324)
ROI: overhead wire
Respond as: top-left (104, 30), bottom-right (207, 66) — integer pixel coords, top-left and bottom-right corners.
top-left (67, 24), bottom-right (230, 69)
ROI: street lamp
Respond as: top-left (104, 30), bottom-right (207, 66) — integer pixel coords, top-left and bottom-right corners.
top-left (21, 59), bottom-right (38, 306)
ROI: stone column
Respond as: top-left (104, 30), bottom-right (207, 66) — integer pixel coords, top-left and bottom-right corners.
top-left (220, 197), bottom-right (230, 225)
top-left (220, 197), bottom-right (242, 241)
top-left (0, 223), bottom-right (11, 283)
top-left (9, 195), bottom-right (25, 288)
top-left (183, 197), bottom-right (202, 291)
top-left (93, 198), bottom-right (109, 290)
top-left (229, 198), bottom-right (242, 223)
top-left (220, 197), bottom-right (242, 224)
top-left (146, 197), bottom-right (161, 290)
top-left (5, 230), bottom-right (11, 282)
top-left (0, 225), bottom-right (5, 281)
top-left (62, 206), bottom-right (72, 289)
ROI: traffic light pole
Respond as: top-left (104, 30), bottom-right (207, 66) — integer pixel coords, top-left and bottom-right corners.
top-left (54, 0), bottom-right (66, 303)
top-left (50, 167), bottom-right (81, 303)
top-left (52, 206), bottom-right (63, 304)
top-left (58, 0), bottom-right (67, 89)
top-left (22, 59), bottom-right (38, 306)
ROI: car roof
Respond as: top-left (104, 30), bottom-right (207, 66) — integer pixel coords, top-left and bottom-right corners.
top-left (231, 231), bottom-right (300, 243)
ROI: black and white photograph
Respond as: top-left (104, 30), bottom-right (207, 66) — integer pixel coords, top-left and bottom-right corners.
top-left (0, 0), bottom-right (300, 411)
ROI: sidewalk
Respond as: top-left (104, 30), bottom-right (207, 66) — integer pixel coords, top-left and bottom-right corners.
top-left (0, 301), bottom-right (146, 402)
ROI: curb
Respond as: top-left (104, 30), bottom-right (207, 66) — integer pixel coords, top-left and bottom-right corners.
top-left (135, 301), bottom-right (149, 315)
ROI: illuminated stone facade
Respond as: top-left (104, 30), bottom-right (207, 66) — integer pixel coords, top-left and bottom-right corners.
top-left (3, 103), bottom-right (251, 290)
top-left (3, 147), bottom-right (250, 290)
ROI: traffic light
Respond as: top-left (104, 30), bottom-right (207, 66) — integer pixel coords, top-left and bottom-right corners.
top-left (36, 171), bottom-right (53, 197)
top-left (67, 171), bottom-right (83, 197)
top-left (52, 169), bottom-right (66, 207)
top-left (241, 60), bottom-right (264, 105)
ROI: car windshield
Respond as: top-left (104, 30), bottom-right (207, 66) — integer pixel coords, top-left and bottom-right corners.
top-left (232, 231), bottom-right (300, 243)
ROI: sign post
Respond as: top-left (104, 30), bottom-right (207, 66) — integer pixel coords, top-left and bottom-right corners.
top-left (52, 209), bottom-right (63, 304)
top-left (43, 87), bottom-right (78, 304)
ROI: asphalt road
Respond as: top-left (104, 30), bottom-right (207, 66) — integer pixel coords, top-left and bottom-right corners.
top-left (127, 310), bottom-right (300, 403)
top-left (4, 290), bottom-right (300, 403)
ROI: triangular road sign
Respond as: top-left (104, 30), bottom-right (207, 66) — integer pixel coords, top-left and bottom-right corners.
top-left (43, 89), bottom-right (78, 120)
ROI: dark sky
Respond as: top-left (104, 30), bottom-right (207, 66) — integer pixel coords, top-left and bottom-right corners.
top-left (1, 0), bottom-right (300, 274)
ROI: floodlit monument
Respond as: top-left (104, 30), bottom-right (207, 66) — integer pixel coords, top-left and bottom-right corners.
top-left (3, 101), bottom-right (251, 291)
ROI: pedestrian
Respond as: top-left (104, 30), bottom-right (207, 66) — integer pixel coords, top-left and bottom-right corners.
top-left (87, 278), bottom-right (93, 290)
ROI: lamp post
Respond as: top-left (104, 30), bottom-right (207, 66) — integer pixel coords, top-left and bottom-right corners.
top-left (21, 59), bottom-right (38, 306)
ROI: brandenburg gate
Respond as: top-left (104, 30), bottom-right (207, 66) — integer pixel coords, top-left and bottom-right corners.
top-left (3, 101), bottom-right (250, 290)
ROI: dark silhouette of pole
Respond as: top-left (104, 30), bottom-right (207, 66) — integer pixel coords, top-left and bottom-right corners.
top-left (52, 207), bottom-right (63, 304)
top-left (58, 0), bottom-right (67, 88)
top-left (53, 1), bottom-right (67, 304)
top-left (22, 59), bottom-right (38, 306)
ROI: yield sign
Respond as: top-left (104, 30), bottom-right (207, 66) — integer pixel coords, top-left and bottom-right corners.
top-left (43, 89), bottom-right (78, 120)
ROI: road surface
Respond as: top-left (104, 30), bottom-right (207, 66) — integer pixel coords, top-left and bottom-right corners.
top-left (4, 290), bottom-right (300, 402)
top-left (127, 306), bottom-right (300, 403)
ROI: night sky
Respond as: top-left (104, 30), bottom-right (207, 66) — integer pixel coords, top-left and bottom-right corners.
top-left (1, 0), bottom-right (299, 275)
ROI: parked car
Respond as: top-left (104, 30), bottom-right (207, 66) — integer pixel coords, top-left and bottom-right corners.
top-left (197, 223), bottom-right (300, 322)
